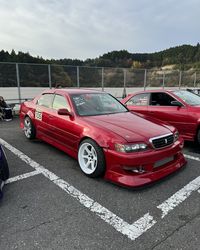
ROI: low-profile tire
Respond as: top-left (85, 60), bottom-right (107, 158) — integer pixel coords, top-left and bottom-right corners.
top-left (78, 139), bottom-right (106, 178)
top-left (24, 116), bottom-right (36, 139)
top-left (197, 129), bottom-right (200, 145)
top-left (0, 147), bottom-right (9, 181)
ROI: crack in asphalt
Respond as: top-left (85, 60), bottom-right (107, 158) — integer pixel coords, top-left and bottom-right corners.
top-left (1, 215), bottom-right (70, 237)
top-left (150, 212), bottom-right (200, 250)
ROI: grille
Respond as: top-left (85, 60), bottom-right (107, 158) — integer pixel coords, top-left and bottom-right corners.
top-left (150, 133), bottom-right (174, 149)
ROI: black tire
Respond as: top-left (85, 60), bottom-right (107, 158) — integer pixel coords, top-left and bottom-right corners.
top-left (197, 129), bottom-right (200, 145)
top-left (0, 147), bottom-right (9, 181)
top-left (78, 139), bottom-right (106, 178)
top-left (24, 116), bottom-right (36, 139)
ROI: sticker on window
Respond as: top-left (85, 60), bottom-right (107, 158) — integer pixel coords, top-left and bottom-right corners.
top-left (73, 96), bottom-right (85, 106)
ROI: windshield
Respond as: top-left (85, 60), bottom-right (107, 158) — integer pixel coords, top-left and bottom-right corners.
top-left (71, 93), bottom-right (128, 116)
top-left (173, 90), bottom-right (200, 106)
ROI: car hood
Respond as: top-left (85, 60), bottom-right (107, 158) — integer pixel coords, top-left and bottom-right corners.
top-left (83, 112), bottom-right (173, 142)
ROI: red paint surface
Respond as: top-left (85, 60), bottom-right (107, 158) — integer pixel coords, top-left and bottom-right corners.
top-left (20, 89), bottom-right (186, 187)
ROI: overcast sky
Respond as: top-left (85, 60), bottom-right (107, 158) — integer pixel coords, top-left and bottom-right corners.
top-left (0, 0), bottom-right (199, 60)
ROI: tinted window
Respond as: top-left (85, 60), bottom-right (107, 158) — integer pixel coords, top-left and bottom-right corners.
top-left (37, 94), bottom-right (53, 108)
top-left (126, 93), bottom-right (149, 106)
top-left (71, 93), bottom-right (128, 116)
top-left (173, 90), bottom-right (200, 106)
top-left (150, 93), bottom-right (175, 106)
top-left (52, 95), bottom-right (70, 111)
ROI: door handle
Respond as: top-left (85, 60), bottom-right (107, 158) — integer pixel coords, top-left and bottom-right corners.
top-left (48, 115), bottom-right (54, 119)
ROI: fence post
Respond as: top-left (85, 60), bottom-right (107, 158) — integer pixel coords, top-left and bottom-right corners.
top-left (101, 67), bottom-right (104, 91)
top-left (16, 63), bottom-right (22, 103)
top-left (77, 66), bottom-right (80, 88)
top-left (122, 69), bottom-right (127, 98)
top-left (48, 64), bottom-right (52, 88)
top-left (162, 71), bottom-right (165, 89)
top-left (144, 69), bottom-right (147, 90)
top-left (194, 72), bottom-right (197, 88)
top-left (179, 71), bottom-right (182, 89)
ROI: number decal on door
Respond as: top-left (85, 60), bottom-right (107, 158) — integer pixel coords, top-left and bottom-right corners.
top-left (35, 110), bottom-right (42, 121)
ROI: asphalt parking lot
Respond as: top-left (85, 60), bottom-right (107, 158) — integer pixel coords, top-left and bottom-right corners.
top-left (1, 117), bottom-right (200, 250)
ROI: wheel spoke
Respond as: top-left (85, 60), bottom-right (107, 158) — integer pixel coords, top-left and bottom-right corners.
top-left (86, 161), bottom-right (91, 169)
top-left (90, 161), bottom-right (95, 170)
top-left (91, 147), bottom-right (96, 156)
top-left (93, 156), bottom-right (97, 161)
top-left (85, 147), bottom-right (91, 154)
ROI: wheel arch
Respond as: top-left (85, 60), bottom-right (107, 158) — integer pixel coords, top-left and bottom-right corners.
top-left (78, 135), bottom-right (109, 149)
top-left (26, 110), bottom-right (35, 120)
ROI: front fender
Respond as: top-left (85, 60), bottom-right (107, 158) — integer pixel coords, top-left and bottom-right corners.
top-left (26, 110), bottom-right (35, 120)
top-left (20, 109), bottom-right (35, 129)
top-left (80, 127), bottom-right (125, 150)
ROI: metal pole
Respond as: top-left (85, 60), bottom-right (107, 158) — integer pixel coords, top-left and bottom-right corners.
top-left (77, 66), bottom-right (80, 88)
top-left (48, 64), bottom-right (52, 89)
top-left (162, 71), bottom-right (165, 89)
top-left (16, 63), bottom-right (22, 103)
top-left (144, 69), bottom-right (147, 90)
top-left (194, 72), bottom-right (197, 88)
top-left (179, 71), bottom-right (182, 89)
top-left (101, 67), bottom-right (104, 91)
top-left (122, 69), bottom-right (127, 98)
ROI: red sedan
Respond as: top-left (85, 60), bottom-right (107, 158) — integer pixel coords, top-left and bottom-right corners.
top-left (20, 89), bottom-right (186, 187)
top-left (122, 89), bottom-right (200, 144)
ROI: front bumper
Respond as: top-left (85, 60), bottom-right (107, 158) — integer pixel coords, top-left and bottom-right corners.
top-left (103, 138), bottom-right (186, 187)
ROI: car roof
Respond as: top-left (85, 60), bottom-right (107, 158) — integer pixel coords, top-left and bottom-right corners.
top-left (129, 89), bottom-right (182, 95)
top-left (42, 88), bottom-right (103, 95)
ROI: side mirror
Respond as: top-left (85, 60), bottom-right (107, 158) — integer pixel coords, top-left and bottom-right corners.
top-left (58, 108), bottom-right (73, 117)
top-left (171, 100), bottom-right (183, 107)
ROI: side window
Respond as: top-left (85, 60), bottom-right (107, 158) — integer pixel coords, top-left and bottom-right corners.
top-left (150, 93), bottom-right (176, 106)
top-left (126, 93), bottom-right (149, 106)
top-left (52, 95), bottom-right (70, 111)
top-left (37, 94), bottom-right (53, 108)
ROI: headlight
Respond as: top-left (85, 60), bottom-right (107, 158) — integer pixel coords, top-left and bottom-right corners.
top-left (115, 143), bottom-right (148, 153)
top-left (174, 131), bottom-right (179, 142)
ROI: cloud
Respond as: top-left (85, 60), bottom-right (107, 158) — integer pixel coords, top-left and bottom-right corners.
top-left (0, 0), bottom-right (199, 59)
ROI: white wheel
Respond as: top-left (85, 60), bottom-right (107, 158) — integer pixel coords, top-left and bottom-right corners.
top-left (24, 117), bottom-right (36, 139)
top-left (78, 142), bottom-right (98, 174)
top-left (78, 139), bottom-right (105, 177)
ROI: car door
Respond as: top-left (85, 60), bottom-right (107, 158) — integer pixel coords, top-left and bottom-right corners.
top-left (125, 93), bottom-right (150, 115)
top-left (49, 94), bottom-right (80, 151)
top-left (34, 93), bottom-right (54, 138)
top-left (148, 92), bottom-right (190, 136)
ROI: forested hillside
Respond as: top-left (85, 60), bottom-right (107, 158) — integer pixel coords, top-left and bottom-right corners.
top-left (0, 44), bottom-right (200, 70)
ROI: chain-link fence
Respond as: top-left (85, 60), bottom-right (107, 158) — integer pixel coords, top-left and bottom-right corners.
top-left (0, 62), bottom-right (200, 103)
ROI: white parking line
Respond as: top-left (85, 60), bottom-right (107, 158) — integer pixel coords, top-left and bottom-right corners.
top-left (1, 138), bottom-right (200, 241)
top-left (184, 154), bottom-right (200, 162)
top-left (157, 154), bottom-right (200, 218)
top-left (0, 138), bottom-right (156, 241)
top-left (5, 170), bottom-right (41, 184)
top-left (157, 176), bottom-right (200, 218)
